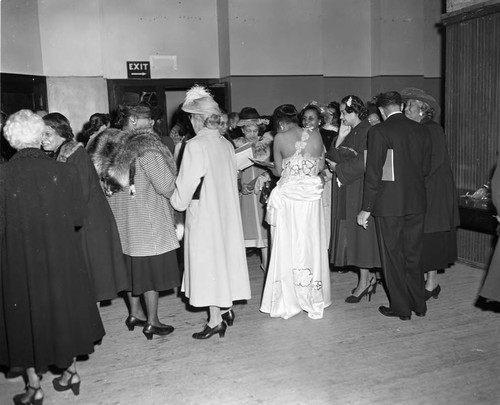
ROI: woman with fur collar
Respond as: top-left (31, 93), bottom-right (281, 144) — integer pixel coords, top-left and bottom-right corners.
top-left (90, 104), bottom-right (180, 340)
top-left (171, 86), bottom-right (250, 339)
top-left (42, 112), bottom-right (128, 304)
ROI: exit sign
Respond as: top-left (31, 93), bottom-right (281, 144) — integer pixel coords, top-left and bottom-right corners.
top-left (127, 61), bottom-right (150, 79)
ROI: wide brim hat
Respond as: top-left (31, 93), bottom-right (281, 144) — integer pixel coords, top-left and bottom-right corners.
top-left (237, 107), bottom-right (269, 127)
top-left (400, 87), bottom-right (441, 118)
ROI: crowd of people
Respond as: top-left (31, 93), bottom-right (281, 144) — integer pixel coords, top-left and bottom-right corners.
top-left (1, 85), bottom-right (498, 405)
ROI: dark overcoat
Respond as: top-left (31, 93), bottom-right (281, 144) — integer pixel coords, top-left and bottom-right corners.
top-left (56, 141), bottom-right (129, 301)
top-left (421, 117), bottom-right (460, 232)
top-left (0, 148), bottom-right (104, 371)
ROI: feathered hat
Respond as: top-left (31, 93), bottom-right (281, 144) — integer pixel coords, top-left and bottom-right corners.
top-left (182, 85), bottom-right (220, 116)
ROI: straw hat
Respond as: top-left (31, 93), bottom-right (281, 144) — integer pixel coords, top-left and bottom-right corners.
top-left (400, 87), bottom-right (441, 118)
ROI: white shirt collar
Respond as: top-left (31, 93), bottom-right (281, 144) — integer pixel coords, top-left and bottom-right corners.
top-left (387, 111), bottom-right (403, 118)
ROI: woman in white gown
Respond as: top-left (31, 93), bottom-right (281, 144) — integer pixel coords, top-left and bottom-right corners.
top-left (260, 104), bottom-right (331, 320)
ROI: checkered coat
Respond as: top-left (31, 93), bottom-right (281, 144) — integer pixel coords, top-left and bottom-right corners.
top-left (91, 127), bottom-right (179, 256)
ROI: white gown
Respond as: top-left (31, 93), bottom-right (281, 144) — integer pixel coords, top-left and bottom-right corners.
top-left (260, 130), bottom-right (331, 319)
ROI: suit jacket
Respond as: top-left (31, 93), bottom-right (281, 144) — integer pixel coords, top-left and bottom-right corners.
top-left (362, 112), bottom-right (431, 217)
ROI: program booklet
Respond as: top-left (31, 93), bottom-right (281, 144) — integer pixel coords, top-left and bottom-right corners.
top-left (364, 149), bottom-right (394, 181)
top-left (249, 158), bottom-right (275, 169)
top-left (235, 142), bottom-right (254, 171)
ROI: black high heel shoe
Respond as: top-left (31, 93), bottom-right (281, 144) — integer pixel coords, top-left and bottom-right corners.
top-left (192, 321), bottom-right (227, 339)
top-left (125, 315), bottom-right (147, 331)
top-left (425, 285), bottom-right (441, 301)
top-left (13, 385), bottom-right (44, 405)
top-left (52, 370), bottom-right (80, 396)
top-left (345, 279), bottom-right (377, 303)
top-left (221, 309), bottom-right (235, 326)
top-left (142, 323), bottom-right (174, 340)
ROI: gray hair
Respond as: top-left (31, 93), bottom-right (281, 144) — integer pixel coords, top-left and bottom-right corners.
top-left (3, 110), bottom-right (45, 150)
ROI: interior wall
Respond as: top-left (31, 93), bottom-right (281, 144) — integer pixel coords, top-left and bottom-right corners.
top-left (2, 0), bottom-right (221, 79)
top-left (100, 0), bottom-right (219, 79)
top-left (377, 0), bottom-right (425, 76)
top-left (322, 0), bottom-right (372, 77)
top-left (217, 0), bottom-right (230, 78)
top-left (1, 0), bottom-right (44, 75)
top-left (227, 0), bottom-right (443, 113)
top-left (1, 0), bottom-right (444, 125)
top-left (38, 0), bottom-right (102, 76)
top-left (46, 77), bottom-right (108, 135)
top-left (228, 0), bottom-right (323, 76)
top-left (229, 76), bottom-right (324, 115)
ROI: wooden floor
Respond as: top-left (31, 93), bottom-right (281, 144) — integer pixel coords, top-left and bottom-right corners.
top-left (1, 255), bottom-right (499, 405)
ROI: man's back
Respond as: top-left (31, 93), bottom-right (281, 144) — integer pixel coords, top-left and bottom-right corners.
top-left (363, 112), bottom-right (431, 217)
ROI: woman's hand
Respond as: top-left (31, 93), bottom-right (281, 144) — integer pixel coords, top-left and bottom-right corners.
top-left (357, 210), bottom-right (371, 229)
top-left (325, 158), bottom-right (336, 172)
top-left (339, 123), bottom-right (351, 138)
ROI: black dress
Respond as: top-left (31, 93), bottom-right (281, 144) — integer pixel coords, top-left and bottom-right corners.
top-left (0, 148), bottom-right (105, 372)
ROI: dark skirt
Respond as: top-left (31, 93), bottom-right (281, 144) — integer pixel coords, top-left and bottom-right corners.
top-left (422, 229), bottom-right (457, 271)
top-left (124, 251), bottom-right (180, 295)
top-left (330, 218), bottom-right (381, 269)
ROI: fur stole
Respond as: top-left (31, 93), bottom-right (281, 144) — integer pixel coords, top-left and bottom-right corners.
top-left (56, 140), bottom-right (83, 163)
top-left (88, 127), bottom-right (177, 196)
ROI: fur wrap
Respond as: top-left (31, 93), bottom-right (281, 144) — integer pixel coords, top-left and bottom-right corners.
top-left (88, 127), bottom-right (177, 196)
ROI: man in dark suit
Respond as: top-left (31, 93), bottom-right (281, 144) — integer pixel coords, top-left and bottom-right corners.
top-left (357, 91), bottom-right (431, 320)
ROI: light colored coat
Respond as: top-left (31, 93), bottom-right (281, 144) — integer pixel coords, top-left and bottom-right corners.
top-left (171, 128), bottom-right (251, 307)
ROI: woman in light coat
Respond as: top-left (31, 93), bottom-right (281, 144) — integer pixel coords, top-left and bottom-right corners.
top-left (171, 86), bottom-right (251, 339)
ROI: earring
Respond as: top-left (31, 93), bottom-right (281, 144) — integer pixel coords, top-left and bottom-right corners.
top-left (419, 112), bottom-right (423, 116)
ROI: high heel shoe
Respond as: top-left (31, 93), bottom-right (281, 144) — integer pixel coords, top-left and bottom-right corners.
top-left (13, 385), bottom-right (44, 405)
top-left (142, 323), bottom-right (174, 340)
top-left (221, 309), bottom-right (235, 326)
top-left (125, 315), bottom-right (147, 331)
top-left (345, 278), bottom-right (377, 303)
top-left (425, 284), bottom-right (441, 301)
top-left (351, 278), bottom-right (381, 294)
top-left (192, 321), bottom-right (227, 339)
top-left (52, 370), bottom-right (80, 396)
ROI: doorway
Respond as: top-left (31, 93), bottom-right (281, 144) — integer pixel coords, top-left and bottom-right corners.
top-left (107, 79), bottom-right (228, 139)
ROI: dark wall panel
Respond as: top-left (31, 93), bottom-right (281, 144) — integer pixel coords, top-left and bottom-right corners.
top-left (229, 75), bottom-right (442, 116)
top-left (445, 9), bottom-right (500, 266)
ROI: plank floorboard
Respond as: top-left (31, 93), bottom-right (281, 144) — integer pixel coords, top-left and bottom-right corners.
top-left (1, 255), bottom-right (499, 404)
